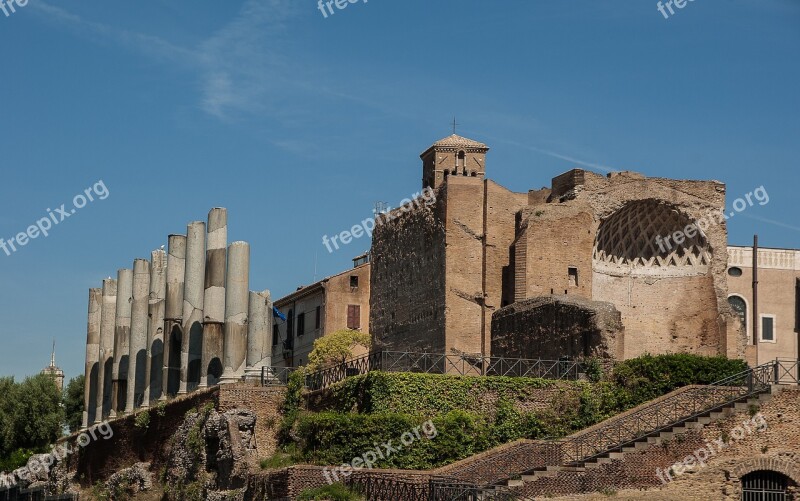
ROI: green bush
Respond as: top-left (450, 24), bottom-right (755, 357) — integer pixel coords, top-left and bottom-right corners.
top-left (611, 354), bottom-right (748, 407)
top-left (0, 448), bottom-right (35, 472)
top-left (134, 410), bottom-right (150, 431)
top-left (318, 371), bottom-right (558, 415)
top-left (298, 483), bottom-right (364, 501)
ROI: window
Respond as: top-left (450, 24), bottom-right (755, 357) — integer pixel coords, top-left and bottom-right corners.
top-left (568, 267), bottom-right (578, 287)
top-left (760, 314), bottom-right (775, 343)
top-left (347, 304), bottom-right (361, 330)
top-left (728, 267), bottom-right (743, 277)
top-left (728, 295), bottom-right (747, 335)
top-left (297, 312), bottom-right (305, 337)
top-left (350, 275), bottom-right (359, 288)
top-left (287, 309), bottom-right (294, 338)
top-left (315, 306), bottom-right (321, 330)
top-left (272, 324), bottom-right (279, 346)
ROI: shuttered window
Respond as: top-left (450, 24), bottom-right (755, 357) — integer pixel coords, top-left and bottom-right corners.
top-left (347, 305), bottom-right (361, 330)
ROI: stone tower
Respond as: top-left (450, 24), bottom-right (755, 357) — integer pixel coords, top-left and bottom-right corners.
top-left (420, 134), bottom-right (489, 189)
top-left (41, 340), bottom-right (65, 393)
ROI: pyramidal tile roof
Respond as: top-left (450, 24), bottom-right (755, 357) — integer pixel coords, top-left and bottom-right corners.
top-left (431, 134), bottom-right (488, 149)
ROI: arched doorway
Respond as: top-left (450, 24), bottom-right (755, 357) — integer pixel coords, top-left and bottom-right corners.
top-left (742, 470), bottom-right (791, 500)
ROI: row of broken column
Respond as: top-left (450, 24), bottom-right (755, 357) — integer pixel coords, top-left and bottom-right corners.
top-left (81, 208), bottom-right (273, 428)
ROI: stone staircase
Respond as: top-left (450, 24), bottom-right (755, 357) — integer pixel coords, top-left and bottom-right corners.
top-left (428, 362), bottom-right (782, 501)
top-left (506, 391), bottom-right (774, 490)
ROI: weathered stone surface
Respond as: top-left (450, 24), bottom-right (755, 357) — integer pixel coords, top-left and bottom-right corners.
top-left (105, 462), bottom-right (153, 496)
top-left (491, 295), bottom-right (624, 360)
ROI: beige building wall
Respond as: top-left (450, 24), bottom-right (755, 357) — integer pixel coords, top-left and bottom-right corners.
top-left (272, 261), bottom-right (371, 368)
top-left (727, 245), bottom-right (800, 364)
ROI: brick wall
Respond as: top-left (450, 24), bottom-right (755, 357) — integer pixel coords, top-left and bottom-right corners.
top-left (370, 196), bottom-right (446, 352)
top-left (218, 384), bottom-right (285, 459)
top-left (525, 387), bottom-right (800, 500)
top-left (491, 295), bottom-right (624, 360)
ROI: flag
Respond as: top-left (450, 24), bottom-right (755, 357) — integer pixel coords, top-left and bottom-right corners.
top-left (273, 306), bottom-right (287, 322)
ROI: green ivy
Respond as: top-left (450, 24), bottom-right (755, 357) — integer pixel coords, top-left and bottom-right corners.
top-left (279, 353), bottom-right (749, 471)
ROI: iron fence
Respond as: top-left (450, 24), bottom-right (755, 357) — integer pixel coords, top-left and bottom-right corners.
top-left (303, 351), bottom-right (585, 391)
top-left (774, 358), bottom-right (800, 385)
top-left (429, 476), bottom-right (516, 501)
top-left (346, 475), bottom-right (429, 501)
top-left (0, 486), bottom-right (78, 501)
top-left (260, 366), bottom-right (298, 386)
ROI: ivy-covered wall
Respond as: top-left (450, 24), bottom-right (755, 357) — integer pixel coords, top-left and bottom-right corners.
top-left (274, 354), bottom-right (748, 471)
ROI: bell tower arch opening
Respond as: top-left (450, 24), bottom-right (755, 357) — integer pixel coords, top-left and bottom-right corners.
top-left (420, 134), bottom-right (489, 189)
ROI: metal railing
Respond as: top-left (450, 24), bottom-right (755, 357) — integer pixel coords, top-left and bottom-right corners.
top-left (0, 486), bottom-right (78, 501)
top-left (555, 361), bottom-right (775, 465)
top-left (260, 366), bottom-right (298, 386)
top-left (303, 351), bottom-right (585, 391)
top-left (428, 476), bottom-right (515, 501)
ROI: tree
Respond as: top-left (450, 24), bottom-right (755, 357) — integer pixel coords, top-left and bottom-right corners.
top-left (0, 377), bottom-right (18, 458)
top-left (307, 329), bottom-right (371, 371)
top-left (63, 375), bottom-right (85, 433)
top-left (12, 374), bottom-right (64, 451)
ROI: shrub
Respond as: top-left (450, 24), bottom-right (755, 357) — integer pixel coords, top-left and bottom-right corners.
top-left (134, 410), bottom-right (150, 431)
top-left (298, 483), bottom-right (364, 501)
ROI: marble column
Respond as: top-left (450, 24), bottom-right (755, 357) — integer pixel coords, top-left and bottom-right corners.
top-left (162, 234), bottom-right (186, 400)
top-left (110, 268), bottom-right (133, 418)
top-left (200, 208), bottom-right (226, 388)
top-left (125, 259), bottom-right (150, 413)
top-left (95, 278), bottom-right (117, 424)
top-left (245, 289), bottom-right (272, 381)
top-left (221, 241), bottom-right (250, 383)
top-left (180, 222), bottom-right (206, 394)
top-left (82, 288), bottom-right (102, 429)
top-left (143, 248), bottom-right (166, 408)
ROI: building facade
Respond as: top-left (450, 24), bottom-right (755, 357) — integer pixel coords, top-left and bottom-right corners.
top-left (727, 245), bottom-right (800, 365)
top-left (271, 255), bottom-right (371, 368)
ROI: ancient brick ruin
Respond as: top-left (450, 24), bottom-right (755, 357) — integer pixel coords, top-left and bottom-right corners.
top-left (371, 134), bottom-right (742, 361)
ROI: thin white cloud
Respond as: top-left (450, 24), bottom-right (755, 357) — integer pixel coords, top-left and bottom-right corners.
top-left (739, 214), bottom-right (800, 233)
top-left (33, 0), bottom-right (298, 121)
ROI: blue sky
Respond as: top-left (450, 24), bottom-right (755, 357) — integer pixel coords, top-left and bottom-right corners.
top-left (1, 0), bottom-right (798, 381)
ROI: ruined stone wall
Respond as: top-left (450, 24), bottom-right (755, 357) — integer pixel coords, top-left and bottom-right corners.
top-left (594, 273), bottom-right (721, 358)
top-left (516, 205), bottom-right (595, 301)
top-left (369, 197), bottom-right (446, 352)
top-left (491, 296), bottom-right (624, 360)
top-left (512, 169), bottom-right (733, 359)
top-left (217, 384), bottom-right (285, 459)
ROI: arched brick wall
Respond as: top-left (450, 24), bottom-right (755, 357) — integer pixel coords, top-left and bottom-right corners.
top-left (733, 456), bottom-right (800, 486)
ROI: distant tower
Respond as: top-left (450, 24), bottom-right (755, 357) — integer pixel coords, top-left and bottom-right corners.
top-left (41, 340), bottom-right (65, 392)
top-left (420, 134), bottom-right (490, 189)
